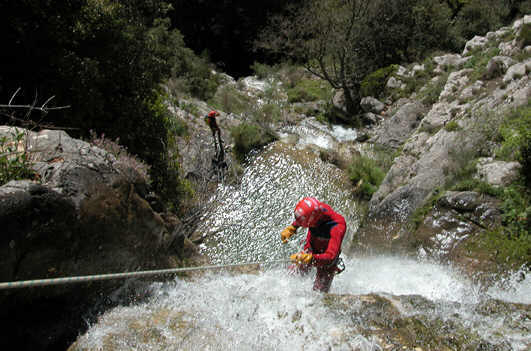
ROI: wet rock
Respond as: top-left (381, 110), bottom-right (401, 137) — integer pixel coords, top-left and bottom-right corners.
top-left (323, 294), bottom-right (512, 351)
top-left (0, 127), bottom-right (189, 351)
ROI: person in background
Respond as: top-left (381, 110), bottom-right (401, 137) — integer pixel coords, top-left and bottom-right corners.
top-left (281, 196), bottom-right (346, 293)
top-left (204, 110), bottom-right (222, 148)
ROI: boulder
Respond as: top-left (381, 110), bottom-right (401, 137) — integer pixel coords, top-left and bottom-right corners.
top-left (439, 69), bottom-right (473, 102)
top-left (409, 191), bottom-right (502, 267)
top-left (386, 76), bottom-right (403, 89)
top-left (433, 54), bottom-right (470, 73)
top-left (503, 60), bottom-right (531, 84)
top-left (370, 101), bottom-right (425, 149)
top-left (360, 96), bottom-right (384, 114)
top-left (476, 158), bottom-right (522, 186)
top-left (332, 89), bottom-right (348, 113)
top-left (499, 40), bottom-right (520, 56)
top-left (462, 35), bottom-right (489, 55)
top-left (0, 127), bottom-right (192, 351)
top-left (486, 56), bottom-right (516, 79)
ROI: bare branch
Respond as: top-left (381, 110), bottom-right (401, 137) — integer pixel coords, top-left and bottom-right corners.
top-left (0, 104), bottom-right (71, 113)
top-left (8, 88), bottom-right (21, 106)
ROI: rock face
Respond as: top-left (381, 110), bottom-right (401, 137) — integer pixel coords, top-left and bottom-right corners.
top-left (353, 16), bottom-right (530, 264)
top-left (370, 101), bottom-right (425, 149)
top-left (0, 127), bottom-right (194, 351)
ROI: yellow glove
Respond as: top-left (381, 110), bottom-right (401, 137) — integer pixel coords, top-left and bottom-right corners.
top-left (281, 225), bottom-right (297, 244)
top-left (290, 252), bottom-right (313, 265)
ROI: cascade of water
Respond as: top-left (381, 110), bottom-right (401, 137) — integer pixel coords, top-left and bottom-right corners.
top-left (196, 141), bottom-right (361, 264)
top-left (70, 127), bottom-right (530, 351)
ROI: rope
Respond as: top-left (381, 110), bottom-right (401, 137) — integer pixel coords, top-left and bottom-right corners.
top-left (0, 259), bottom-right (290, 290)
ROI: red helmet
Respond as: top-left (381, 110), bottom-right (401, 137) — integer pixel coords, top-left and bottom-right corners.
top-left (208, 110), bottom-right (219, 117)
top-left (294, 197), bottom-right (324, 227)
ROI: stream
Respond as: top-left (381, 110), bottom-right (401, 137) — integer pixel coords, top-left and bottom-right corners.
top-left (69, 119), bottom-right (530, 351)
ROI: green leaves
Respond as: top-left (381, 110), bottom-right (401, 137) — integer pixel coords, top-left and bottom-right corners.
top-left (0, 129), bottom-right (36, 186)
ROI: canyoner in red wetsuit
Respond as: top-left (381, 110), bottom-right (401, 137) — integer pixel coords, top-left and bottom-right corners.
top-left (281, 197), bottom-right (346, 293)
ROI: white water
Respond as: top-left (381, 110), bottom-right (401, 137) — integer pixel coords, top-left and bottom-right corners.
top-left (196, 141), bottom-right (360, 264)
top-left (75, 256), bottom-right (530, 350)
top-left (72, 125), bottom-right (531, 350)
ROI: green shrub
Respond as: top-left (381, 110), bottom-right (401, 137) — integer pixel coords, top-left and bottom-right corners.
top-left (0, 129), bottom-right (36, 186)
top-left (496, 102), bottom-right (531, 186)
top-left (476, 185), bottom-right (530, 268)
top-left (452, 179), bottom-right (502, 197)
top-left (464, 47), bottom-right (501, 81)
top-left (360, 65), bottom-right (398, 98)
top-left (286, 79), bottom-right (333, 103)
top-left (347, 154), bottom-right (386, 200)
top-left (251, 62), bottom-right (277, 80)
top-left (418, 72), bottom-right (449, 105)
top-left (451, 0), bottom-right (509, 49)
top-left (210, 85), bottom-right (254, 114)
top-left (230, 122), bottom-right (276, 162)
top-left (480, 226), bottom-right (530, 268)
top-left (444, 120), bottom-right (461, 132)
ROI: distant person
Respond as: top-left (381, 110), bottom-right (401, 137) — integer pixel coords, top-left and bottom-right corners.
top-left (204, 110), bottom-right (222, 148)
top-left (281, 197), bottom-right (346, 293)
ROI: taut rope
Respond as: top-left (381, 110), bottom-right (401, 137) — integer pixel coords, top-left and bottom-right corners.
top-left (0, 259), bottom-right (290, 290)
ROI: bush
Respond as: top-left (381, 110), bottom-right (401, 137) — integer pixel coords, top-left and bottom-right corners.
top-left (347, 155), bottom-right (386, 200)
top-left (88, 130), bottom-right (151, 183)
top-left (517, 21), bottom-right (531, 50)
top-left (251, 62), bottom-right (277, 80)
top-left (210, 85), bottom-right (254, 114)
top-left (475, 184), bottom-right (530, 268)
top-left (444, 120), bottom-right (461, 132)
top-left (496, 102), bottom-right (531, 187)
top-left (286, 79), bottom-right (333, 103)
top-left (360, 65), bottom-right (398, 98)
top-left (230, 122), bottom-right (276, 162)
top-left (0, 128), bottom-right (36, 186)
top-left (451, 0), bottom-right (509, 49)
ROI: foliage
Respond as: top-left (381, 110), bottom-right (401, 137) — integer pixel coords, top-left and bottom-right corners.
top-left (473, 184), bottom-right (530, 268)
top-left (88, 130), bottom-right (151, 183)
top-left (411, 72), bottom-right (447, 105)
top-left (444, 120), bottom-right (461, 132)
top-left (496, 102), bottom-right (531, 186)
top-left (360, 65), bottom-right (398, 98)
top-left (230, 123), bottom-right (276, 162)
top-left (286, 79), bottom-right (333, 103)
top-left (452, 179), bottom-right (502, 197)
top-left (0, 129), bottom-right (36, 186)
top-left (251, 62), bottom-right (278, 80)
top-left (347, 154), bottom-right (386, 200)
top-left (210, 85), bottom-right (254, 115)
top-left (255, 0), bottom-right (376, 116)
top-left (0, 0), bottom-right (217, 211)
top-left (463, 47), bottom-right (501, 82)
top-left (517, 21), bottom-right (531, 47)
top-left (450, 0), bottom-right (510, 49)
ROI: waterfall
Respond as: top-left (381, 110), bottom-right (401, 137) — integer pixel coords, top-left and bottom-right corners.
top-left (69, 122), bottom-right (531, 351)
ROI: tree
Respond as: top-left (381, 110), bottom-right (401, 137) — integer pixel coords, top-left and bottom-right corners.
top-left (257, 0), bottom-right (377, 118)
top-left (0, 0), bottom-right (214, 207)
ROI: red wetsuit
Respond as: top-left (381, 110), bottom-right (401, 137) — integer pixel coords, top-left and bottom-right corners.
top-left (291, 202), bottom-right (346, 292)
